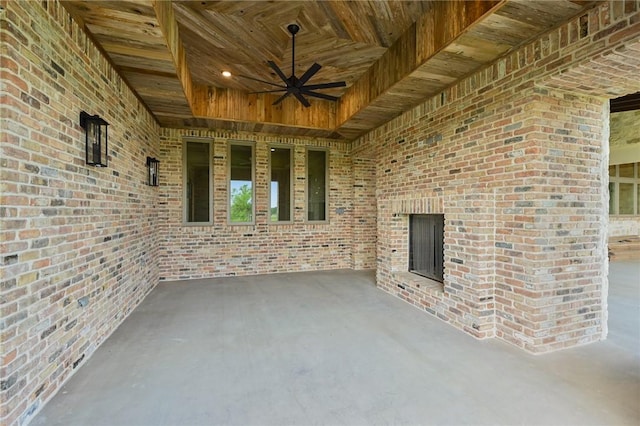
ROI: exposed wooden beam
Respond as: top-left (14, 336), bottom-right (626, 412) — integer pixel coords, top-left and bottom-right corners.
top-left (336, 0), bottom-right (505, 128)
top-left (191, 85), bottom-right (337, 131)
top-left (152, 0), bottom-right (195, 113)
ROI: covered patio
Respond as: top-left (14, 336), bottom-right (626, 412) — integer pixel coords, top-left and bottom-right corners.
top-left (32, 262), bottom-right (639, 425)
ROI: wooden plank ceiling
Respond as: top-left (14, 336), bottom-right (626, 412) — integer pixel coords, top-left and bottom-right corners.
top-left (61, 0), bottom-right (598, 140)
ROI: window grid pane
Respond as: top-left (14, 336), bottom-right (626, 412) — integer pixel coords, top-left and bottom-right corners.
top-left (609, 162), bottom-right (640, 216)
top-left (185, 141), bottom-right (211, 223)
top-left (619, 183), bottom-right (634, 215)
top-left (230, 144), bottom-right (253, 223)
top-left (619, 163), bottom-right (634, 178)
top-left (307, 150), bottom-right (327, 221)
top-left (270, 147), bottom-right (291, 222)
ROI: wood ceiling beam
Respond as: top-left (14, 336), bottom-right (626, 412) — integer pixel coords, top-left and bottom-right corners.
top-left (336, 0), bottom-right (505, 129)
top-left (191, 86), bottom-right (337, 131)
top-left (152, 0), bottom-right (195, 113)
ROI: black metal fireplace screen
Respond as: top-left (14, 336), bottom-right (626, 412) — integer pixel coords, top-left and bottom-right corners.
top-left (409, 214), bottom-right (444, 282)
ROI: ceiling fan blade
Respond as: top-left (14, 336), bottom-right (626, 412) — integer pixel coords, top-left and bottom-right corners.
top-left (267, 61), bottom-right (290, 85)
top-left (302, 90), bottom-right (339, 102)
top-left (272, 91), bottom-right (292, 105)
top-left (293, 92), bottom-right (311, 107)
top-left (297, 63), bottom-right (322, 87)
top-left (302, 81), bottom-right (347, 91)
top-left (237, 74), bottom-right (286, 88)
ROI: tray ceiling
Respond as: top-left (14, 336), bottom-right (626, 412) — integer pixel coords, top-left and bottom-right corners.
top-left (61, 0), bottom-right (597, 140)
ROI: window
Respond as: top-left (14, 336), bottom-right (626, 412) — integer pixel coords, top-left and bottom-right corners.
top-left (307, 149), bottom-right (328, 221)
top-left (269, 146), bottom-right (292, 222)
top-left (609, 162), bottom-right (640, 215)
top-left (184, 140), bottom-right (212, 224)
top-left (409, 214), bottom-right (444, 282)
top-left (229, 142), bottom-right (254, 223)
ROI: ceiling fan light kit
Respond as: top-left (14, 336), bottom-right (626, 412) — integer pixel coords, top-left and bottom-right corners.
top-left (239, 24), bottom-right (346, 107)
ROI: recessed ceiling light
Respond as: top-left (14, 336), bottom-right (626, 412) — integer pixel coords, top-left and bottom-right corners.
top-left (222, 71), bottom-right (232, 78)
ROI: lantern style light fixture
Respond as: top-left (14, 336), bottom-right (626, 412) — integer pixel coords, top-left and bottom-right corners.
top-left (80, 111), bottom-right (109, 167)
top-left (146, 156), bottom-right (159, 186)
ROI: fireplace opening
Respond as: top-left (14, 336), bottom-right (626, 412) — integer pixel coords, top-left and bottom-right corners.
top-left (409, 214), bottom-right (444, 282)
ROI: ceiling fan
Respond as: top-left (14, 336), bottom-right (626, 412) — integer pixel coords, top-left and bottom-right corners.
top-left (238, 24), bottom-right (346, 107)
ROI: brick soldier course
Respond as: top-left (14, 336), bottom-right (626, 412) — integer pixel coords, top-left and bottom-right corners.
top-left (1, 1), bottom-right (639, 425)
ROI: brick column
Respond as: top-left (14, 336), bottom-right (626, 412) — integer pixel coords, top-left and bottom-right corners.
top-left (494, 92), bottom-right (609, 353)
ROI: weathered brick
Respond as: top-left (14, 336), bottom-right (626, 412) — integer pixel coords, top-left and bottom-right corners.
top-left (2, 1), bottom-right (638, 426)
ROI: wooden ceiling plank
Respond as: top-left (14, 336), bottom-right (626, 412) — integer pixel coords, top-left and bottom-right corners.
top-left (336, 0), bottom-right (504, 127)
top-left (100, 43), bottom-right (174, 62)
top-left (109, 56), bottom-right (176, 75)
top-left (120, 66), bottom-right (177, 79)
top-left (152, 0), bottom-right (195, 113)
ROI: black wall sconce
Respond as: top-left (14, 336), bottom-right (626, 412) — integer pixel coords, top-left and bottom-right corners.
top-left (80, 111), bottom-right (109, 167)
top-left (147, 157), bottom-right (159, 186)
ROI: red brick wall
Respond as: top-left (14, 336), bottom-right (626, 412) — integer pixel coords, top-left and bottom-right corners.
top-left (0, 2), bottom-right (160, 424)
top-left (157, 128), bottom-right (360, 280)
top-left (353, 1), bottom-right (640, 353)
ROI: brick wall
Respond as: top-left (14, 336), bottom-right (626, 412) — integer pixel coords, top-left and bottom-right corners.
top-left (1, 2), bottom-right (160, 425)
top-left (351, 143), bottom-right (377, 270)
top-left (157, 128), bottom-right (364, 280)
top-left (353, 1), bottom-right (640, 353)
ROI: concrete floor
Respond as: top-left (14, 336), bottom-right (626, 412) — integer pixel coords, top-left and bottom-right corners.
top-left (33, 262), bottom-right (640, 426)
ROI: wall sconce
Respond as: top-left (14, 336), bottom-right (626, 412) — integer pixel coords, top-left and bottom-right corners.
top-left (80, 111), bottom-right (109, 167)
top-left (146, 157), bottom-right (159, 186)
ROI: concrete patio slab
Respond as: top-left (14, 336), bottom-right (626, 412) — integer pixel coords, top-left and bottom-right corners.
top-left (32, 262), bottom-right (640, 425)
